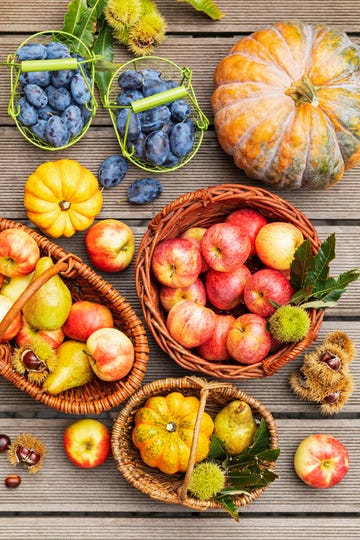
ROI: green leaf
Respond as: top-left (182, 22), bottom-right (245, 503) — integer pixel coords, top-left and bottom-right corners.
top-left (176, 0), bottom-right (224, 20)
top-left (305, 233), bottom-right (336, 286)
top-left (289, 286), bottom-right (314, 306)
top-left (215, 494), bottom-right (239, 521)
top-left (248, 419), bottom-right (270, 454)
top-left (312, 269), bottom-right (360, 303)
top-left (63, 0), bottom-right (102, 53)
top-left (93, 17), bottom-right (114, 106)
top-left (299, 300), bottom-right (338, 310)
top-left (208, 434), bottom-right (227, 460)
top-left (255, 447), bottom-right (281, 463)
top-left (290, 239), bottom-right (315, 291)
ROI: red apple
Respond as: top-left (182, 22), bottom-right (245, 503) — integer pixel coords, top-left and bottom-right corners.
top-left (62, 300), bottom-right (114, 342)
top-left (294, 434), bottom-right (349, 488)
top-left (151, 238), bottom-right (202, 288)
top-left (201, 222), bottom-right (251, 272)
top-left (244, 268), bottom-right (294, 317)
top-left (159, 278), bottom-right (207, 312)
top-left (85, 219), bottom-right (135, 272)
top-left (0, 228), bottom-right (40, 277)
top-left (86, 327), bottom-right (134, 381)
top-left (15, 315), bottom-right (65, 349)
top-left (63, 418), bottom-right (111, 469)
top-left (226, 313), bottom-right (271, 364)
top-left (180, 227), bottom-right (209, 273)
top-left (255, 221), bottom-right (304, 271)
top-left (198, 314), bottom-right (235, 361)
top-left (0, 294), bottom-right (22, 342)
top-left (226, 208), bottom-right (268, 255)
top-left (205, 265), bottom-right (251, 311)
top-left (166, 299), bottom-right (216, 348)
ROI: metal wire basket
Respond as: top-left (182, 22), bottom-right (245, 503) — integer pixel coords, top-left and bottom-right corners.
top-left (104, 55), bottom-right (209, 173)
top-left (7, 30), bottom-right (99, 151)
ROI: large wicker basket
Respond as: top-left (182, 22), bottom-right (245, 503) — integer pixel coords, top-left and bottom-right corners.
top-left (0, 218), bottom-right (149, 414)
top-left (111, 376), bottom-right (279, 511)
top-left (135, 184), bottom-right (325, 379)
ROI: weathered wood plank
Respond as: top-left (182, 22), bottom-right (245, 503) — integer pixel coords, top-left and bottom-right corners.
top-left (0, 127), bottom-right (359, 220)
top-left (0, 516), bottom-right (358, 540)
top-left (3, 0), bottom-right (360, 33)
top-left (0, 418), bottom-right (357, 513)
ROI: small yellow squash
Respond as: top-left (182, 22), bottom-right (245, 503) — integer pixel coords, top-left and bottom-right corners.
top-left (132, 391), bottom-right (214, 475)
top-left (24, 159), bottom-right (103, 238)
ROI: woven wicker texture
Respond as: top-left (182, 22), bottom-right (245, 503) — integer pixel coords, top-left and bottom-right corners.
top-left (135, 184), bottom-right (324, 379)
top-left (0, 218), bottom-right (149, 414)
top-left (111, 376), bottom-right (279, 510)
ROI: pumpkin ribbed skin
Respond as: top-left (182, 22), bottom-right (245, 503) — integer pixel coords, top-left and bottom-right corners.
top-left (212, 21), bottom-right (360, 189)
top-left (24, 159), bottom-right (103, 238)
top-left (132, 391), bottom-right (214, 475)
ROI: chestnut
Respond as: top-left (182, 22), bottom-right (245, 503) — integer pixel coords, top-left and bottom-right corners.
top-left (0, 434), bottom-right (11, 452)
top-left (319, 351), bottom-right (341, 371)
top-left (5, 474), bottom-right (21, 489)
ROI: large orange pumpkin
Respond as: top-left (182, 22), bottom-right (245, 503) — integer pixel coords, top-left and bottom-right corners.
top-left (211, 21), bottom-right (360, 189)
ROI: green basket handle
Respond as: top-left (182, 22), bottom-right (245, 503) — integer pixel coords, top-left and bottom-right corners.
top-left (131, 86), bottom-right (188, 113)
top-left (20, 57), bottom-right (78, 72)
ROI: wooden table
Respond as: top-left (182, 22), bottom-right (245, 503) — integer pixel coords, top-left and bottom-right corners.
top-left (1, 1), bottom-right (359, 538)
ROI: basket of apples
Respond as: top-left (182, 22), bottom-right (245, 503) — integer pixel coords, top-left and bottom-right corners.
top-left (0, 218), bottom-right (149, 414)
top-left (135, 184), bottom-right (328, 379)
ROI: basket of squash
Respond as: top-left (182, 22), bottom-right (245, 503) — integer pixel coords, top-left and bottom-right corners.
top-left (135, 183), bottom-right (328, 380)
top-left (0, 217), bottom-right (149, 414)
top-left (111, 376), bottom-right (279, 518)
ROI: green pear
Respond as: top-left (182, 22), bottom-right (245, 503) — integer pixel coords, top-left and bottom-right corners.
top-left (22, 256), bottom-right (72, 331)
top-left (42, 340), bottom-right (94, 395)
top-left (214, 400), bottom-right (257, 456)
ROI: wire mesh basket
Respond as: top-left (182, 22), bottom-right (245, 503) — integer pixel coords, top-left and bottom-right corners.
top-left (104, 55), bottom-right (209, 173)
top-left (7, 30), bottom-right (99, 151)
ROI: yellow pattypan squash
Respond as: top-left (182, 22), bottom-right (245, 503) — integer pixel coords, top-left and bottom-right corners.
top-left (132, 391), bottom-right (214, 475)
top-left (24, 159), bottom-right (103, 238)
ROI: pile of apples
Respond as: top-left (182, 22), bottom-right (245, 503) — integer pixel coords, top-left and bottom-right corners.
top-left (0, 227), bottom-right (135, 390)
top-left (151, 208), bottom-right (305, 365)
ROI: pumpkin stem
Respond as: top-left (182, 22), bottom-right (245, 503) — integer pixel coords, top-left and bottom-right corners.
top-left (59, 200), bottom-right (71, 211)
top-left (166, 421), bottom-right (177, 432)
top-left (285, 75), bottom-right (319, 107)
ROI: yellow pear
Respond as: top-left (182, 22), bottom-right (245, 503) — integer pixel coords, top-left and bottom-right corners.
top-left (22, 256), bottom-right (72, 330)
top-left (42, 340), bottom-right (94, 395)
top-left (214, 400), bottom-right (257, 456)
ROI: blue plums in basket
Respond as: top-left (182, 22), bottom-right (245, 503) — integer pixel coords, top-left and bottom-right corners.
top-left (105, 56), bottom-right (209, 173)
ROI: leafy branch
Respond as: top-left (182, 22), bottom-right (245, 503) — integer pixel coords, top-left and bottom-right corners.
top-left (176, 0), bottom-right (224, 20)
top-left (289, 233), bottom-right (360, 310)
top-left (207, 419), bottom-right (280, 521)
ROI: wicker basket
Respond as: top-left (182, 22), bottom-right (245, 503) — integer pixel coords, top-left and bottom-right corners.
top-left (112, 376), bottom-right (279, 511)
top-left (135, 184), bottom-right (325, 379)
top-left (0, 218), bottom-right (149, 414)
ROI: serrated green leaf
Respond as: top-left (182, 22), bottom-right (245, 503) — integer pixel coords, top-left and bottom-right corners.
top-left (176, 0), bottom-right (224, 20)
top-left (215, 494), bottom-right (239, 521)
top-left (290, 239), bottom-right (315, 291)
top-left (63, 0), bottom-right (102, 53)
top-left (93, 18), bottom-right (114, 106)
top-left (312, 269), bottom-right (360, 303)
top-left (305, 233), bottom-right (336, 286)
top-left (208, 434), bottom-right (227, 460)
top-left (289, 286), bottom-right (314, 306)
top-left (255, 447), bottom-right (280, 463)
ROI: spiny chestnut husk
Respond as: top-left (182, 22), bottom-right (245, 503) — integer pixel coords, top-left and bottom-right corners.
top-left (320, 373), bottom-right (355, 415)
top-left (289, 369), bottom-right (314, 402)
top-left (323, 331), bottom-right (357, 363)
top-left (11, 336), bottom-right (58, 385)
top-left (8, 433), bottom-right (46, 474)
top-left (302, 342), bottom-right (348, 386)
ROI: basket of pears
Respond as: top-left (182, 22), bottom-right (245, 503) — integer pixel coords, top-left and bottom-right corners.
top-left (111, 376), bottom-right (279, 519)
top-left (0, 218), bottom-right (149, 414)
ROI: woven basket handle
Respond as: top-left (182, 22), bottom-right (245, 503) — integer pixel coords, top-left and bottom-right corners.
top-left (0, 257), bottom-right (71, 343)
top-left (177, 376), bottom-right (235, 502)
